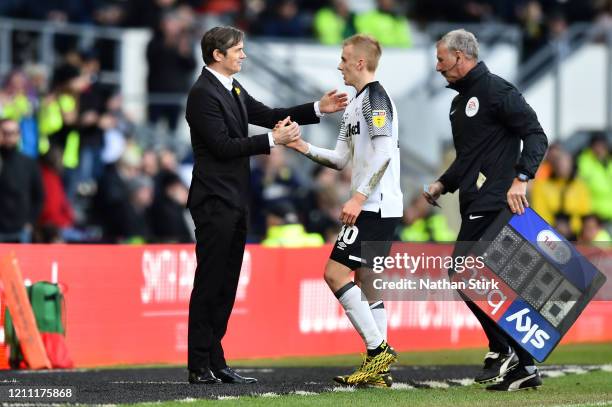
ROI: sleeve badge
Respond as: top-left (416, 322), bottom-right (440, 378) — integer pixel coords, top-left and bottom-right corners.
top-left (372, 110), bottom-right (387, 128)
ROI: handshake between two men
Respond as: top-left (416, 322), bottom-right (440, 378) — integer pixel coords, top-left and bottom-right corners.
top-left (270, 89), bottom-right (349, 148)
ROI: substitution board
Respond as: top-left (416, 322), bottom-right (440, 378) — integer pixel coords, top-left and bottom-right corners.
top-left (454, 208), bottom-right (607, 362)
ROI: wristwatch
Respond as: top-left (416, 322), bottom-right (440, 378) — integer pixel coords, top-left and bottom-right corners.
top-left (516, 173), bottom-right (529, 182)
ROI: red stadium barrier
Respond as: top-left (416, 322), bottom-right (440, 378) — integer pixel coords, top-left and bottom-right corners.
top-left (0, 244), bottom-right (610, 367)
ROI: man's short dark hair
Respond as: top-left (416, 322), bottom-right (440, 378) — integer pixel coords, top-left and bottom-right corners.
top-left (201, 26), bottom-right (244, 65)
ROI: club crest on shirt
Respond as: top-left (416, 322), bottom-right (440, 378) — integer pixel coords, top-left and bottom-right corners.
top-left (234, 87), bottom-right (241, 95)
top-left (465, 97), bottom-right (479, 117)
top-left (372, 110), bottom-right (386, 127)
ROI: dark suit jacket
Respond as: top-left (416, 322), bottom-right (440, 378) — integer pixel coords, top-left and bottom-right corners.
top-left (185, 68), bottom-right (320, 210)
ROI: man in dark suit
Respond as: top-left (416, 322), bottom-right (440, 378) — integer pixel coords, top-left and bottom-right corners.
top-left (185, 26), bottom-right (348, 385)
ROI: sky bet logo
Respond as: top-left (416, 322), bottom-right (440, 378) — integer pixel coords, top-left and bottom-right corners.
top-left (347, 121), bottom-right (360, 137)
top-left (498, 300), bottom-right (560, 362)
top-left (505, 307), bottom-right (550, 349)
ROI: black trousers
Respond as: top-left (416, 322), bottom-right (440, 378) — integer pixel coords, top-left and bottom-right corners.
top-left (453, 210), bottom-right (535, 366)
top-left (188, 198), bottom-right (247, 371)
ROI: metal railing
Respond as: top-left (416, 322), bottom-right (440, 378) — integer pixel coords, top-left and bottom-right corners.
top-left (517, 22), bottom-right (612, 139)
top-left (0, 17), bottom-right (124, 84)
top-left (425, 22), bottom-right (521, 45)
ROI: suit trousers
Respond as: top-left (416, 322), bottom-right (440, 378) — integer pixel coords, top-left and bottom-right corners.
top-left (188, 198), bottom-right (247, 370)
top-left (453, 210), bottom-right (535, 366)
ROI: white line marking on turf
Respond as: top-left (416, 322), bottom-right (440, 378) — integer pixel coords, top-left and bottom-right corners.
top-left (448, 378), bottom-right (475, 386)
top-left (177, 398), bottom-right (197, 403)
top-left (600, 365), bottom-right (612, 372)
top-left (11, 368), bottom-right (92, 374)
top-left (391, 382), bottom-right (415, 390)
top-left (541, 370), bottom-right (566, 378)
top-left (332, 386), bottom-right (355, 392)
top-left (217, 396), bottom-right (239, 401)
top-left (259, 393), bottom-right (280, 398)
top-left (293, 391), bottom-right (317, 396)
top-left (419, 380), bottom-right (450, 388)
top-left (235, 368), bottom-right (274, 373)
top-left (561, 367), bottom-right (588, 375)
top-left (0, 404), bottom-right (85, 407)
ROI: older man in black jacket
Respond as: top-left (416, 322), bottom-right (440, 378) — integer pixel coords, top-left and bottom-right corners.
top-left (185, 26), bottom-right (348, 385)
top-left (425, 29), bottom-right (548, 391)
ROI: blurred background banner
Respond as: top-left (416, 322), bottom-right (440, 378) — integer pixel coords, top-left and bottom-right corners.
top-left (0, 243), bottom-right (609, 367)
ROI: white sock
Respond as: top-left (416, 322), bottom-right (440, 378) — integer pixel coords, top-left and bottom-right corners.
top-left (336, 282), bottom-right (383, 349)
top-left (369, 301), bottom-right (387, 341)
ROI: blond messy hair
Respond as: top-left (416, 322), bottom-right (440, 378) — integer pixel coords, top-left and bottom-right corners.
top-left (342, 34), bottom-right (382, 72)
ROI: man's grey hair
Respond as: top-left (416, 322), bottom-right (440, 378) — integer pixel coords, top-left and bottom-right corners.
top-left (437, 29), bottom-right (479, 60)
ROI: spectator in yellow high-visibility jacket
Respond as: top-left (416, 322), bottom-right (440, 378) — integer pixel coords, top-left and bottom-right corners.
top-left (531, 148), bottom-right (591, 235)
top-left (313, 0), bottom-right (356, 45)
top-left (577, 133), bottom-right (612, 222)
top-left (354, 0), bottom-right (411, 47)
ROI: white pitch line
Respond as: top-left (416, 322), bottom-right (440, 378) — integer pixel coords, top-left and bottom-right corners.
top-left (217, 396), bottom-right (239, 401)
top-left (448, 378), bottom-right (475, 386)
top-left (541, 370), bottom-right (566, 378)
top-left (11, 368), bottom-right (92, 374)
top-left (0, 404), bottom-right (80, 407)
top-left (259, 392), bottom-right (280, 398)
top-left (561, 367), bottom-right (589, 375)
top-left (234, 368), bottom-right (274, 373)
top-left (177, 398), bottom-right (197, 403)
top-left (419, 380), bottom-right (450, 389)
top-left (293, 390), bottom-right (317, 396)
top-left (391, 382), bottom-right (415, 390)
top-left (332, 386), bottom-right (356, 392)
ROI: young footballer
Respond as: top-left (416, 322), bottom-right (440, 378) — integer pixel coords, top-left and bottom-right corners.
top-left (287, 34), bottom-right (403, 387)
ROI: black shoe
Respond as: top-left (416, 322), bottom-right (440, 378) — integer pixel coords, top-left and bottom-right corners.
top-left (475, 350), bottom-right (519, 383)
top-left (486, 366), bottom-right (542, 391)
top-left (188, 368), bottom-right (222, 384)
top-left (212, 367), bottom-right (258, 384)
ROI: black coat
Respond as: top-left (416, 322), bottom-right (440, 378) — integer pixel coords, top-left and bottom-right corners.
top-left (438, 62), bottom-right (548, 215)
top-left (0, 149), bottom-right (44, 233)
top-left (185, 67), bottom-right (320, 210)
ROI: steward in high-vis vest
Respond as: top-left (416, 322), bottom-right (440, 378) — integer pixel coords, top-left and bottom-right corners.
top-left (38, 64), bottom-right (84, 170)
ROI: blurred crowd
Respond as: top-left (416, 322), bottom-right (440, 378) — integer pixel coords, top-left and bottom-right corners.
top-left (530, 134), bottom-right (612, 243)
top-left (0, 0), bottom-right (611, 246)
top-left (2, 0), bottom-right (612, 48)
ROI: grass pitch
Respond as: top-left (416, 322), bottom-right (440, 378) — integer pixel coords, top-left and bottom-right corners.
top-left (122, 342), bottom-right (612, 406)
top-left (2, 342), bottom-right (609, 405)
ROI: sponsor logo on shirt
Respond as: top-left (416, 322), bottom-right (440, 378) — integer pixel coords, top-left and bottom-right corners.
top-left (347, 121), bottom-right (360, 137)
